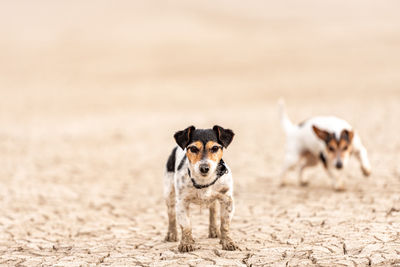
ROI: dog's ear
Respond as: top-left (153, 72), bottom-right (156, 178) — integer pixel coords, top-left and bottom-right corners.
top-left (312, 125), bottom-right (331, 142)
top-left (174, 126), bottom-right (195, 149)
top-left (213, 125), bottom-right (235, 148)
top-left (340, 129), bottom-right (354, 143)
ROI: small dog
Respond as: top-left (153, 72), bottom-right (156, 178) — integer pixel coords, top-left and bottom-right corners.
top-left (279, 101), bottom-right (371, 190)
top-left (164, 125), bottom-right (239, 252)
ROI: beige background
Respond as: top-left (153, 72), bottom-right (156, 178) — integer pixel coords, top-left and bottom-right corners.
top-left (0, 0), bottom-right (399, 266)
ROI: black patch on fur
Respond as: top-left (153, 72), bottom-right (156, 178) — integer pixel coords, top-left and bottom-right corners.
top-left (174, 126), bottom-right (234, 149)
top-left (321, 132), bottom-right (336, 145)
top-left (166, 147), bottom-right (177, 172)
top-left (190, 129), bottom-right (218, 146)
top-left (341, 130), bottom-right (350, 142)
top-left (333, 133), bottom-right (339, 143)
top-left (325, 133), bottom-right (333, 143)
top-left (213, 125), bottom-right (235, 148)
top-left (216, 159), bottom-right (228, 177)
top-left (174, 126), bottom-right (195, 149)
top-left (319, 152), bottom-right (327, 169)
top-left (177, 155), bottom-right (187, 171)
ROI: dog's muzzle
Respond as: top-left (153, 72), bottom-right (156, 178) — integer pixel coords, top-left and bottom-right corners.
top-left (335, 161), bottom-right (343, 169)
top-left (188, 160), bottom-right (228, 189)
top-left (199, 163), bottom-right (210, 175)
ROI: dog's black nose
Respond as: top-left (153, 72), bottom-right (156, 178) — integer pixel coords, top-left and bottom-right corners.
top-left (336, 161), bottom-right (343, 169)
top-left (199, 164), bottom-right (210, 174)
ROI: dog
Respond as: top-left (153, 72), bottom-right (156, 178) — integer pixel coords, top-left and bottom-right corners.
top-left (163, 125), bottom-right (239, 252)
top-left (279, 101), bottom-right (371, 190)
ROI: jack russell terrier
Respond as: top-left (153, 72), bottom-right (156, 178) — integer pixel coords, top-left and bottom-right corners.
top-left (279, 101), bottom-right (371, 191)
top-left (164, 126), bottom-right (239, 252)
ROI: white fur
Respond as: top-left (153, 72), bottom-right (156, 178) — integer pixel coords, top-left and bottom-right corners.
top-left (279, 101), bottom-right (371, 190)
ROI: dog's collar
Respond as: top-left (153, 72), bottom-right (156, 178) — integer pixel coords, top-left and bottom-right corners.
top-left (188, 159), bottom-right (228, 189)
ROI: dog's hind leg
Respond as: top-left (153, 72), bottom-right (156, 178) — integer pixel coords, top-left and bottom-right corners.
top-left (298, 153), bottom-right (318, 186)
top-left (280, 153), bottom-right (300, 186)
top-left (208, 200), bottom-right (220, 238)
top-left (352, 135), bottom-right (371, 177)
top-left (164, 172), bottom-right (178, 242)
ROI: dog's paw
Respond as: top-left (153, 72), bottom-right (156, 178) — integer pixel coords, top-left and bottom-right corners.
top-left (209, 227), bottom-right (220, 238)
top-left (178, 242), bottom-right (195, 252)
top-left (220, 238), bottom-right (239, 251)
top-left (361, 166), bottom-right (371, 177)
top-left (165, 231), bottom-right (178, 242)
top-left (333, 182), bottom-right (346, 192)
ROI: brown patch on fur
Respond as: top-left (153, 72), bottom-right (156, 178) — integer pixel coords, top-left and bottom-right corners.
top-left (165, 187), bottom-right (178, 242)
top-left (219, 195), bottom-right (238, 250)
top-left (312, 125), bottom-right (331, 142)
top-left (327, 138), bottom-right (338, 152)
top-left (339, 130), bottom-right (354, 147)
top-left (209, 201), bottom-right (219, 238)
top-left (338, 138), bottom-right (348, 150)
top-left (186, 141), bottom-right (203, 164)
top-left (301, 150), bottom-right (314, 158)
top-left (205, 141), bottom-right (223, 163)
top-left (219, 188), bottom-right (229, 194)
top-left (338, 139), bottom-right (351, 155)
top-left (178, 226), bottom-right (195, 252)
top-left (338, 130), bottom-right (354, 157)
top-left (186, 141), bottom-right (223, 164)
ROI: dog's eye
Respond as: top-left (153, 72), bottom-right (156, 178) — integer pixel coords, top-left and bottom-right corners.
top-left (189, 147), bottom-right (199, 153)
top-left (342, 146), bottom-right (348, 151)
top-left (328, 146), bottom-right (335, 152)
top-left (211, 146), bottom-right (220, 153)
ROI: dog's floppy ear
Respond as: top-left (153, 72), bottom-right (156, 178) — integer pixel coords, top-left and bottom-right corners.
top-left (174, 126), bottom-right (195, 149)
top-left (312, 125), bottom-right (330, 142)
top-left (340, 129), bottom-right (354, 143)
top-left (213, 125), bottom-right (235, 148)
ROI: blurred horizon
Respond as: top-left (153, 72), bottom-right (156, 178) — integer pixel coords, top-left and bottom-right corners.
top-left (0, 0), bottom-right (399, 117)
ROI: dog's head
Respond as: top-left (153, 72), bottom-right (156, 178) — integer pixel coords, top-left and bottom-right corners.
top-left (174, 125), bottom-right (234, 182)
top-left (312, 125), bottom-right (354, 169)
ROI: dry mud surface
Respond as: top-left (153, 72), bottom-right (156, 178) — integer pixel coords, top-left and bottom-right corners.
top-left (0, 0), bottom-right (400, 266)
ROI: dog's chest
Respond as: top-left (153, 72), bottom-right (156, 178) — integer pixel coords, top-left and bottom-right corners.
top-left (184, 188), bottom-right (218, 205)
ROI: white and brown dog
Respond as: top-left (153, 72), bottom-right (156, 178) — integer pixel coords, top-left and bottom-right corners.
top-left (164, 125), bottom-right (238, 252)
top-left (279, 101), bottom-right (371, 190)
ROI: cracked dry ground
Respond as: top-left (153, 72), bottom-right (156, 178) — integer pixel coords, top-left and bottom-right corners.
top-left (0, 99), bottom-right (399, 267)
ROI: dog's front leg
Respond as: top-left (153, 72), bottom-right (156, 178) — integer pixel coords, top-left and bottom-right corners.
top-left (219, 194), bottom-right (239, 251)
top-left (176, 200), bottom-right (195, 252)
top-left (164, 186), bottom-right (178, 242)
top-left (352, 136), bottom-right (371, 176)
top-left (326, 168), bottom-right (345, 191)
top-left (280, 153), bottom-right (300, 186)
top-left (209, 200), bottom-right (220, 238)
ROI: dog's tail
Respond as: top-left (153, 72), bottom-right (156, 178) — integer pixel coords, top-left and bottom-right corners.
top-left (278, 99), bottom-right (295, 134)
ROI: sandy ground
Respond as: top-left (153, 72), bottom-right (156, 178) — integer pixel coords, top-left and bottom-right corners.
top-left (0, 0), bottom-right (400, 266)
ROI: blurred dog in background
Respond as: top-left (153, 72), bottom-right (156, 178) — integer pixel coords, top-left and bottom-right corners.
top-left (279, 100), bottom-right (371, 191)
